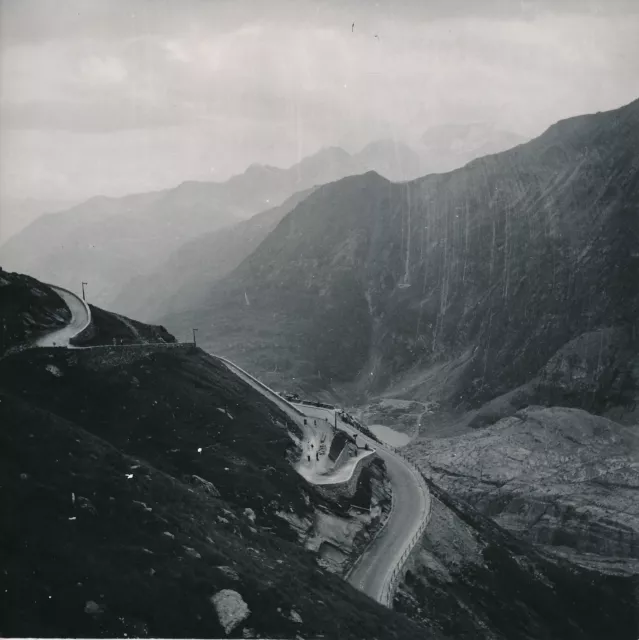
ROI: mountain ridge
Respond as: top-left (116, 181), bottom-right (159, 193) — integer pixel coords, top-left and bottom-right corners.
top-left (0, 142), bottom-right (421, 311)
top-left (164, 97), bottom-right (639, 410)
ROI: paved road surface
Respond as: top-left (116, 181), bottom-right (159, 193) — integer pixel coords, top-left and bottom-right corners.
top-left (346, 442), bottom-right (429, 603)
top-left (35, 286), bottom-right (90, 347)
top-left (210, 362), bottom-right (431, 605)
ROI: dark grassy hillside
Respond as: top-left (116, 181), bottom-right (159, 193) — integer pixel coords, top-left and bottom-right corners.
top-left (83, 305), bottom-right (176, 346)
top-left (0, 268), bottom-right (70, 353)
top-left (1, 389), bottom-right (432, 639)
top-left (0, 344), bottom-right (434, 639)
top-left (1, 347), bottom-right (310, 538)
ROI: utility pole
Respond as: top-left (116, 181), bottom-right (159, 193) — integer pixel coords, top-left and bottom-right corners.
top-left (81, 282), bottom-right (87, 301)
top-left (192, 328), bottom-right (198, 347)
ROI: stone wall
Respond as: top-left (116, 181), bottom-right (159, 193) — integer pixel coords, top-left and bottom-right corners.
top-left (333, 442), bottom-right (357, 471)
top-left (315, 451), bottom-right (377, 501)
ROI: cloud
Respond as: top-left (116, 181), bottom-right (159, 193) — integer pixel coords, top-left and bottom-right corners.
top-left (3, 11), bottom-right (637, 135)
top-left (0, 0), bottom-right (638, 204)
top-left (80, 55), bottom-right (128, 84)
top-left (2, 0), bottom-right (638, 48)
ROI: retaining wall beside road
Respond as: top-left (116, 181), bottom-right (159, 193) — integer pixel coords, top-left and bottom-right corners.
top-left (314, 450), bottom-right (376, 500)
top-left (332, 441), bottom-right (356, 471)
top-left (292, 403), bottom-right (336, 424)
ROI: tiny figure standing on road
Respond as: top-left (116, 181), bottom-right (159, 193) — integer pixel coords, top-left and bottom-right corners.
top-left (316, 452), bottom-right (319, 461)
top-left (307, 455), bottom-right (311, 462)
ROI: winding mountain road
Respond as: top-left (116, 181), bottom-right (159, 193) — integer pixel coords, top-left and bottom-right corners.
top-left (215, 357), bottom-right (432, 604)
top-left (346, 439), bottom-right (429, 603)
top-left (35, 285), bottom-right (91, 347)
top-left (33, 289), bottom-right (430, 607)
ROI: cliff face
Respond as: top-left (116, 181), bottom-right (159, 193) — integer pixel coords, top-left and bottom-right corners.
top-left (168, 98), bottom-right (638, 413)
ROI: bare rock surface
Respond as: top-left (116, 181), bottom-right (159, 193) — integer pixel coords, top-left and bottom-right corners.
top-left (411, 406), bottom-right (639, 573)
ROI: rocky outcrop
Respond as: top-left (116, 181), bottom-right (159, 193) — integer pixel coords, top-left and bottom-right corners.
top-left (411, 406), bottom-right (639, 574)
top-left (211, 590), bottom-right (250, 635)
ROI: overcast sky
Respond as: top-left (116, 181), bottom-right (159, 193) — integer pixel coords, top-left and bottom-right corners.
top-left (1, 0), bottom-right (638, 205)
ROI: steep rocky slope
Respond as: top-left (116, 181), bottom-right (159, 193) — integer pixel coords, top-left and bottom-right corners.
top-left (167, 98), bottom-right (638, 412)
top-left (83, 304), bottom-right (176, 347)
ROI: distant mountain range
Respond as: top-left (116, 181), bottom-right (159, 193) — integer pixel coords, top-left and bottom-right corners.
top-left (112, 189), bottom-right (315, 322)
top-left (0, 140), bottom-right (424, 308)
top-left (0, 196), bottom-right (79, 243)
top-left (111, 126), bottom-right (526, 321)
top-left (0, 124), bottom-right (526, 310)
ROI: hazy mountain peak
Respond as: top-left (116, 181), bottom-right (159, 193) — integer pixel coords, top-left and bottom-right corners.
top-left (295, 146), bottom-right (352, 171)
top-left (421, 122), bottom-right (524, 146)
top-left (242, 162), bottom-right (282, 176)
top-left (417, 121), bottom-right (528, 174)
top-left (355, 139), bottom-right (422, 181)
